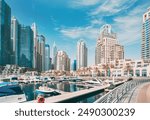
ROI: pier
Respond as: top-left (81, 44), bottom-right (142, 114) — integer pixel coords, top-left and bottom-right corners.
top-left (26, 84), bottom-right (110, 103)
top-left (25, 80), bottom-right (127, 103)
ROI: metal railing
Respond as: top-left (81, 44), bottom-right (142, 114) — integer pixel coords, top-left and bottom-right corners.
top-left (95, 79), bottom-right (150, 103)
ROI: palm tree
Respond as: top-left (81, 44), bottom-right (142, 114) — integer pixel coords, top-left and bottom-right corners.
top-left (102, 64), bottom-right (110, 77)
top-left (124, 64), bottom-right (132, 76)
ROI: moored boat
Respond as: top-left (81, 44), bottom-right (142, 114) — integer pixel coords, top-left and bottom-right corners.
top-left (0, 82), bottom-right (27, 103)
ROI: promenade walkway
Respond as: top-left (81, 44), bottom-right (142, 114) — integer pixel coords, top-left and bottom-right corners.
top-left (128, 83), bottom-right (150, 103)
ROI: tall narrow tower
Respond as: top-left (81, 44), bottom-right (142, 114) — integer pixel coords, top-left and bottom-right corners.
top-left (11, 16), bottom-right (20, 65)
top-left (52, 42), bottom-right (57, 69)
top-left (31, 23), bottom-right (38, 69)
top-left (142, 8), bottom-right (150, 62)
top-left (77, 40), bottom-right (88, 70)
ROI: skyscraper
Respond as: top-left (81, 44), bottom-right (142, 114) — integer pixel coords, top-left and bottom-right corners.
top-left (31, 23), bottom-right (38, 69)
top-left (37, 35), bottom-right (45, 72)
top-left (72, 59), bottom-right (77, 71)
top-left (18, 25), bottom-right (33, 68)
top-left (56, 51), bottom-right (70, 71)
top-left (0, 0), bottom-right (11, 66)
top-left (52, 41), bottom-right (57, 69)
top-left (45, 44), bottom-right (50, 71)
top-left (11, 16), bottom-right (20, 65)
top-left (77, 40), bottom-right (88, 70)
top-left (95, 24), bottom-right (124, 65)
top-left (142, 8), bottom-right (150, 61)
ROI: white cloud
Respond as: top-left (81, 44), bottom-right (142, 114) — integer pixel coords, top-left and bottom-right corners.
top-left (59, 26), bottom-right (100, 40)
top-left (113, 4), bottom-right (148, 45)
top-left (90, 18), bottom-right (105, 26)
top-left (69, 0), bottom-right (101, 8)
top-left (90, 0), bottom-right (137, 16)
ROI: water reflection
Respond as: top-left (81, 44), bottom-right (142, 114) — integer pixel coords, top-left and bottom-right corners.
top-left (21, 82), bottom-right (85, 101)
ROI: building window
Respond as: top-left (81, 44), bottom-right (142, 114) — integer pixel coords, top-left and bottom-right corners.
top-left (124, 71), bottom-right (127, 76)
top-left (142, 69), bottom-right (147, 77)
top-left (136, 70), bottom-right (140, 77)
top-left (129, 70), bottom-right (134, 76)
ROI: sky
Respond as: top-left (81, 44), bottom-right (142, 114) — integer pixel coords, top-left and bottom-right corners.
top-left (5, 0), bottom-right (150, 66)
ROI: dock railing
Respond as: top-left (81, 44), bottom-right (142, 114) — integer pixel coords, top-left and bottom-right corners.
top-left (94, 79), bottom-right (150, 103)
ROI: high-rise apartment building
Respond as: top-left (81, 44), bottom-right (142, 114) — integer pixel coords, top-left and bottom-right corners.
top-left (18, 25), bottom-right (33, 68)
top-left (52, 42), bottom-right (57, 69)
top-left (11, 16), bottom-right (20, 65)
top-left (56, 51), bottom-right (70, 71)
top-left (77, 40), bottom-right (88, 70)
top-left (95, 24), bottom-right (124, 65)
top-left (31, 23), bottom-right (38, 69)
top-left (0, 0), bottom-right (11, 66)
top-left (142, 8), bottom-right (150, 61)
top-left (37, 35), bottom-right (45, 72)
top-left (45, 44), bottom-right (50, 71)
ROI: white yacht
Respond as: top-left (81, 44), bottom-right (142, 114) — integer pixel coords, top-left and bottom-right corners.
top-left (36, 86), bottom-right (56, 94)
top-left (42, 77), bottom-right (52, 83)
top-left (85, 78), bottom-right (103, 85)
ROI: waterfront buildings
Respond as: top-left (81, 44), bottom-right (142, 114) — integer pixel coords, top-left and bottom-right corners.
top-left (77, 40), bottom-right (88, 70)
top-left (96, 59), bottom-right (150, 77)
top-left (1, 64), bottom-right (27, 75)
top-left (11, 16), bottom-right (20, 65)
top-left (76, 59), bottom-right (150, 77)
top-left (37, 35), bottom-right (45, 72)
top-left (108, 59), bottom-right (150, 77)
top-left (31, 23), bottom-right (38, 69)
top-left (45, 44), bottom-right (51, 71)
top-left (142, 8), bottom-right (150, 62)
top-left (95, 24), bottom-right (124, 65)
top-left (56, 51), bottom-right (70, 71)
top-left (52, 42), bottom-right (57, 70)
top-left (19, 26), bottom-right (33, 68)
top-left (0, 0), bottom-right (11, 66)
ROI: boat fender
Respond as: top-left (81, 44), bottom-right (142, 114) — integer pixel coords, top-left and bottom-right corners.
top-left (37, 95), bottom-right (45, 103)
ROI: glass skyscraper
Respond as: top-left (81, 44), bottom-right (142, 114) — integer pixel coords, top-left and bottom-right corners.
top-left (11, 16), bottom-right (20, 65)
top-left (142, 8), bottom-right (150, 61)
top-left (72, 60), bottom-right (77, 71)
top-left (52, 41), bottom-right (57, 70)
top-left (45, 44), bottom-right (50, 71)
top-left (0, 0), bottom-right (11, 66)
top-left (18, 26), bottom-right (33, 68)
top-left (37, 35), bottom-right (45, 72)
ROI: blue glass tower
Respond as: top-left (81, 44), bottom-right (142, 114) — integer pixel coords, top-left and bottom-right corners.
top-left (72, 60), bottom-right (77, 71)
top-left (0, 0), bottom-right (11, 66)
top-left (45, 44), bottom-right (50, 71)
top-left (18, 26), bottom-right (33, 68)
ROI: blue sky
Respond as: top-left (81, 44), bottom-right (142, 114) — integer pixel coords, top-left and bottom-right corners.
top-left (6, 0), bottom-right (150, 66)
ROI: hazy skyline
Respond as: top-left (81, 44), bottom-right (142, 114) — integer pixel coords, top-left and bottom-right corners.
top-left (6, 0), bottom-right (150, 66)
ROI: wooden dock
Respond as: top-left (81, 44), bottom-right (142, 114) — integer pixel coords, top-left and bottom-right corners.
top-left (26, 84), bottom-right (110, 103)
